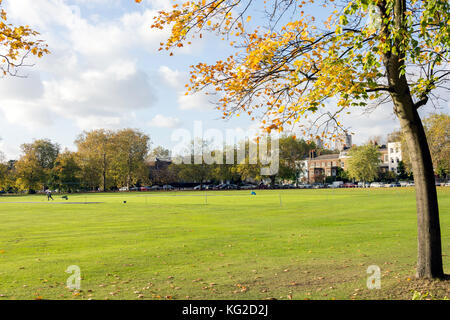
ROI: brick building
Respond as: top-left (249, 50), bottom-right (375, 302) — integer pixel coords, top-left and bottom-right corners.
top-left (302, 142), bottom-right (401, 183)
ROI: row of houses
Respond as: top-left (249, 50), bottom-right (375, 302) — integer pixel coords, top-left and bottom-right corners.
top-left (298, 135), bottom-right (403, 183)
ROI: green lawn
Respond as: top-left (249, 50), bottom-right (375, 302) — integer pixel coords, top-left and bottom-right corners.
top-left (0, 187), bottom-right (449, 300)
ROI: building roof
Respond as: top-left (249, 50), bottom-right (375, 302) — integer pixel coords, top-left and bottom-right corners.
top-left (147, 158), bottom-right (172, 167)
top-left (311, 154), bottom-right (340, 160)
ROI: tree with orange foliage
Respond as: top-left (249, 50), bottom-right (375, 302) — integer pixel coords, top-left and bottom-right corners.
top-left (0, 0), bottom-right (49, 77)
top-left (137, 0), bottom-right (449, 279)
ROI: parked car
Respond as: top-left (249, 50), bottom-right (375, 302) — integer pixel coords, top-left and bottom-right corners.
top-left (399, 181), bottom-right (409, 187)
top-left (342, 182), bottom-right (356, 188)
top-left (130, 187), bottom-right (139, 191)
top-left (240, 184), bottom-right (256, 190)
top-left (140, 186), bottom-right (151, 191)
top-left (303, 184), bottom-right (312, 189)
top-left (119, 187), bottom-right (129, 192)
top-left (162, 185), bottom-right (174, 190)
top-left (357, 182), bottom-right (368, 188)
top-left (407, 182), bottom-right (415, 187)
top-left (331, 181), bottom-right (344, 188)
top-left (445, 182), bottom-right (450, 187)
top-left (150, 185), bottom-right (161, 190)
top-left (370, 182), bottom-right (383, 188)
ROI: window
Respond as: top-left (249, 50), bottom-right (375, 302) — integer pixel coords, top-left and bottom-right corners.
top-left (322, 162), bottom-right (325, 167)
top-left (390, 148), bottom-right (393, 153)
top-left (396, 148), bottom-right (399, 153)
top-left (396, 157), bottom-right (399, 163)
top-left (384, 155), bottom-right (388, 162)
top-left (341, 162), bottom-right (345, 168)
top-left (391, 158), bottom-right (394, 163)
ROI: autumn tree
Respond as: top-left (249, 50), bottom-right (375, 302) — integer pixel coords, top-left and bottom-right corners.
top-left (0, 0), bottom-right (48, 77)
top-left (0, 151), bottom-right (6, 190)
top-left (233, 140), bottom-right (263, 183)
top-left (76, 129), bottom-right (114, 191)
top-left (145, 0), bottom-right (449, 278)
top-left (149, 146), bottom-right (171, 160)
top-left (278, 136), bottom-right (314, 185)
top-left (21, 139), bottom-right (60, 171)
top-left (52, 150), bottom-right (81, 193)
top-left (111, 129), bottom-right (151, 189)
top-left (347, 144), bottom-right (382, 183)
top-left (175, 139), bottom-right (215, 188)
top-left (15, 139), bottom-right (60, 192)
top-left (15, 151), bottom-right (44, 192)
top-left (423, 114), bottom-right (449, 180)
top-left (0, 159), bottom-right (16, 192)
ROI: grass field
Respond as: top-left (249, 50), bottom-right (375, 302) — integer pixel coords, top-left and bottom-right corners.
top-left (0, 187), bottom-right (449, 300)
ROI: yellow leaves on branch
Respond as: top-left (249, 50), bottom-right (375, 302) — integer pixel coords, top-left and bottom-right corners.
top-left (146, 0), bottom-right (384, 134)
top-left (149, 0), bottom-right (248, 51)
top-left (0, 3), bottom-right (49, 74)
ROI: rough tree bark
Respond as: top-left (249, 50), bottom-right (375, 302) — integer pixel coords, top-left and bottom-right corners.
top-left (381, 0), bottom-right (444, 279)
top-left (398, 103), bottom-right (444, 279)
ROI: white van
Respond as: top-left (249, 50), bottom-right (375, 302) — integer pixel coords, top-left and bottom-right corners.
top-left (331, 181), bottom-right (344, 188)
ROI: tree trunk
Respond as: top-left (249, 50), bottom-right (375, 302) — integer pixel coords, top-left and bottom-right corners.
top-left (381, 0), bottom-right (444, 279)
top-left (103, 153), bottom-right (107, 192)
top-left (395, 103), bottom-right (444, 279)
top-left (386, 66), bottom-right (444, 279)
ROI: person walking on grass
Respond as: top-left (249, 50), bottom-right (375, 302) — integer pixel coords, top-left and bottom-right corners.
top-left (46, 189), bottom-right (54, 201)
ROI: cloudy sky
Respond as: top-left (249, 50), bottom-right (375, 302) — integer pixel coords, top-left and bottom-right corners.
top-left (0, 0), bottom-right (447, 159)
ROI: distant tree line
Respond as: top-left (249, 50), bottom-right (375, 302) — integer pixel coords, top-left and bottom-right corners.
top-left (0, 114), bottom-right (447, 193)
top-left (0, 128), bottom-right (151, 193)
top-left (0, 132), bottom-right (319, 193)
top-left (150, 137), bottom-right (317, 188)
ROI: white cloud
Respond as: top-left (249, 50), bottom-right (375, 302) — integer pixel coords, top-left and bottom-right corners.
top-left (44, 62), bottom-right (155, 114)
top-left (0, 0), bottom-right (167, 130)
top-left (158, 65), bottom-right (183, 88)
top-left (0, 99), bottom-right (53, 129)
top-left (0, 139), bottom-right (21, 160)
top-left (73, 115), bottom-right (123, 131)
top-left (338, 103), bottom-right (399, 145)
top-left (158, 65), bottom-right (215, 111)
top-left (178, 92), bottom-right (214, 111)
top-left (148, 114), bottom-right (181, 128)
